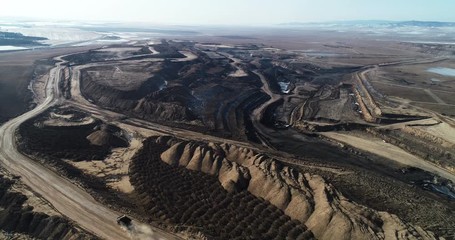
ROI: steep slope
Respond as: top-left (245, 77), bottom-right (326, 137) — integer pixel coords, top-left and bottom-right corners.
top-left (86, 125), bottom-right (128, 148)
top-left (0, 171), bottom-right (95, 239)
top-left (156, 136), bottom-right (437, 240)
top-left (130, 137), bottom-right (314, 239)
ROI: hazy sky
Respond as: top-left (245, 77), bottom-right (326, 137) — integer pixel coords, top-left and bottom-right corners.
top-left (1, 0), bottom-right (454, 25)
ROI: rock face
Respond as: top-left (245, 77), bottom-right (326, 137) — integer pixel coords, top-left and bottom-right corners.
top-left (80, 72), bottom-right (197, 122)
top-left (161, 142), bottom-right (251, 192)
top-left (77, 50), bottom-right (270, 140)
top-left (369, 126), bottom-right (455, 173)
top-left (130, 137), bottom-right (314, 239)
top-left (157, 136), bottom-right (437, 240)
top-left (0, 174), bottom-right (94, 240)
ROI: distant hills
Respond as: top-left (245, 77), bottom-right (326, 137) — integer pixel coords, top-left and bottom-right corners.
top-left (281, 20), bottom-right (455, 28)
top-left (389, 21), bottom-right (455, 27)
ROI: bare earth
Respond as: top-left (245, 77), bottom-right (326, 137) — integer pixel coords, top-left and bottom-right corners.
top-left (2, 32), bottom-right (455, 239)
top-left (0, 60), bottom-right (180, 240)
top-left (321, 132), bottom-right (455, 182)
top-left (70, 138), bottom-right (144, 194)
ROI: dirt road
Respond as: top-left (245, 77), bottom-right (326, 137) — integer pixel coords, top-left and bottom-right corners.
top-left (249, 70), bottom-right (283, 147)
top-left (0, 59), bottom-right (178, 240)
top-left (321, 132), bottom-right (455, 182)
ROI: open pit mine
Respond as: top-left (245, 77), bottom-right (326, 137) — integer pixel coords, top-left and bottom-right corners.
top-left (0, 36), bottom-right (454, 240)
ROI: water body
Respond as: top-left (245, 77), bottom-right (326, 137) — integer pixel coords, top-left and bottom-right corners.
top-left (159, 81), bottom-right (168, 91)
top-left (278, 82), bottom-right (291, 94)
top-left (430, 184), bottom-right (455, 199)
top-left (0, 46), bottom-right (28, 51)
top-left (427, 67), bottom-right (455, 77)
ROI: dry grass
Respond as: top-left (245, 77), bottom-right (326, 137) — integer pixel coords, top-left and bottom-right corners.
top-left (412, 102), bottom-right (455, 116)
top-left (372, 82), bottom-right (437, 102)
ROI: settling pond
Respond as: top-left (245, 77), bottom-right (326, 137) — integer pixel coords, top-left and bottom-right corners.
top-left (427, 67), bottom-right (455, 77)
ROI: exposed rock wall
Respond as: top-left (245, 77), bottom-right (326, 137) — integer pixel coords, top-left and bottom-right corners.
top-left (157, 136), bottom-right (437, 240)
top-left (130, 137), bottom-right (314, 239)
top-left (0, 174), bottom-right (95, 240)
top-left (368, 127), bottom-right (455, 173)
top-left (80, 76), bottom-right (195, 122)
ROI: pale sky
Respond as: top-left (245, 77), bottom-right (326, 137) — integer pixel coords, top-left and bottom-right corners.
top-left (1, 0), bottom-right (454, 25)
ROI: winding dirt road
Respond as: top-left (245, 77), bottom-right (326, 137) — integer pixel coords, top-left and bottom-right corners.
top-left (4, 47), bottom-right (452, 239)
top-left (0, 58), bottom-right (177, 240)
top-left (249, 70), bottom-right (282, 147)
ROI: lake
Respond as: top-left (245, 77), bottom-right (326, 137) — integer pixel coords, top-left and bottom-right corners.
top-left (0, 46), bottom-right (28, 51)
top-left (427, 67), bottom-right (455, 77)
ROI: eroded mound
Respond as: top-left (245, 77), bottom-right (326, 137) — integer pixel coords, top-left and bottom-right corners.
top-left (153, 136), bottom-right (437, 240)
top-left (130, 137), bottom-right (314, 240)
top-left (86, 125), bottom-right (128, 148)
top-left (0, 173), bottom-right (94, 239)
top-left (18, 108), bottom-right (129, 161)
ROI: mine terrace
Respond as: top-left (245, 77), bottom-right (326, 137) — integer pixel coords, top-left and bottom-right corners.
top-left (1, 30), bottom-right (455, 239)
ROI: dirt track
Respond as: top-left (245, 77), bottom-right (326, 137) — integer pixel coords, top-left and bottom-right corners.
top-left (321, 132), bottom-right (455, 182)
top-left (3, 41), bottom-right (454, 239)
top-left (0, 58), bottom-right (179, 240)
top-left (250, 70), bottom-right (282, 147)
